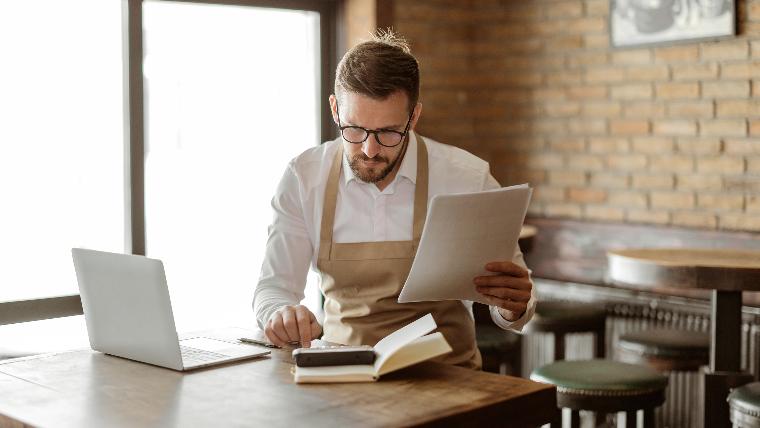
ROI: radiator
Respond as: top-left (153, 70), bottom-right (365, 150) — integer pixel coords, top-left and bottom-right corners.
top-left (525, 279), bottom-right (760, 428)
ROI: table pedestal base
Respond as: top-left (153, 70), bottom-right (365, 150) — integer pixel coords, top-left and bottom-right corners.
top-left (700, 369), bottom-right (754, 427)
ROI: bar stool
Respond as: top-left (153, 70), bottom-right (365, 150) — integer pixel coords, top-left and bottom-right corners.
top-left (476, 324), bottom-right (521, 375)
top-left (617, 328), bottom-right (709, 371)
top-left (525, 300), bottom-right (607, 360)
top-left (531, 359), bottom-right (668, 428)
top-left (617, 329), bottom-right (709, 427)
top-left (729, 382), bottom-right (760, 428)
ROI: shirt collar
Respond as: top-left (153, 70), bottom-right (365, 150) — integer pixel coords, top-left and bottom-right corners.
top-left (341, 132), bottom-right (418, 186)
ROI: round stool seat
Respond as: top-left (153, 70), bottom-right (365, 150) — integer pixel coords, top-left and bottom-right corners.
top-left (618, 329), bottom-right (709, 371)
top-left (527, 301), bottom-right (607, 334)
top-left (531, 359), bottom-right (667, 412)
top-left (729, 382), bottom-right (760, 428)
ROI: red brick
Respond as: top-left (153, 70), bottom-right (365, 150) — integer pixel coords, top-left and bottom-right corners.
top-left (676, 174), bottom-right (723, 191)
top-left (701, 41), bottom-right (750, 61)
top-left (610, 119), bottom-right (650, 135)
top-left (747, 195), bottom-right (760, 213)
top-left (651, 192), bottom-right (695, 209)
top-left (591, 172), bottom-right (629, 188)
top-left (650, 155), bottom-right (694, 173)
top-left (566, 85), bottom-right (608, 100)
top-left (719, 214), bottom-right (760, 231)
top-left (626, 210), bottom-right (670, 225)
top-left (624, 65), bottom-right (670, 81)
top-left (751, 119), bottom-right (760, 136)
top-left (631, 136), bottom-right (675, 154)
top-left (565, 17), bottom-right (607, 33)
top-left (585, 67), bottom-right (626, 83)
top-left (584, 33), bottom-right (608, 49)
top-left (720, 61), bottom-right (760, 79)
top-left (568, 119), bottom-right (606, 135)
top-left (582, 101), bottom-right (622, 118)
top-left (544, 102), bottom-right (582, 118)
top-left (675, 138), bottom-right (722, 155)
top-left (623, 102), bottom-right (667, 118)
top-left (584, 0), bottom-right (609, 16)
top-left (653, 120), bottom-right (698, 136)
top-left (671, 63), bottom-right (719, 81)
top-left (697, 157), bottom-right (746, 174)
top-left (698, 194), bottom-right (744, 211)
top-left (702, 81), bottom-right (751, 99)
top-left (656, 82), bottom-right (700, 100)
top-left (723, 139), bottom-right (760, 154)
top-left (545, 203), bottom-right (583, 218)
top-left (585, 205), bottom-right (625, 221)
top-left (611, 84), bottom-right (654, 100)
top-left (549, 137), bottom-right (585, 152)
top-left (672, 212), bottom-right (717, 229)
top-left (716, 99), bottom-right (760, 117)
top-left (607, 154), bottom-right (648, 171)
top-left (654, 45), bottom-right (699, 63)
top-left (588, 137), bottom-right (629, 153)
top-left (612, 50), bottom-right (652, 65)
top-left (567, 154), bottom-right (605, 171)
top-left (533, 186), bottom-right (566, 202)
top-left (568, 187), bottom-right (607, 203)
top-left (632, 174), bottom-right (674, 190)
top-left (545, 1), bottom-right (584, 18)
top-left (609, 191), bottom-right (648, 208)
top-left (566, 52), bottom-right (609, 68)
top-left (549, 170), bottom-right (587, 186)
top-left (667, 101), bottom-right (714, 118)
top-left (700, 119), bottom-right (748, 137)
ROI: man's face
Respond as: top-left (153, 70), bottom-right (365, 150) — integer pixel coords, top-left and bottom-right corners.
top-left (330, 91), bottom-right (419, 185)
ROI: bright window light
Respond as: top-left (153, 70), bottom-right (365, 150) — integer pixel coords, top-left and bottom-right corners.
top-left (143, 1), bottom-right (323, 332)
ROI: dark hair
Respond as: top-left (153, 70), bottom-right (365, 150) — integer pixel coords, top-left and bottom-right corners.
top-left (335, 29), bottom-right (419, 113)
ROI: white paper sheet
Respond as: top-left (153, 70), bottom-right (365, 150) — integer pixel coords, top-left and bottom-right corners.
top-left (397, 184), bottom-right (532, 305)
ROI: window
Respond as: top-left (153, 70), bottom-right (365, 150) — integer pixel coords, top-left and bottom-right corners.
top-left (0, 0), bottom-right (335, 350)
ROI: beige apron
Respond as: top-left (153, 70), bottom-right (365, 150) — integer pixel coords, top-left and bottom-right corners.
top-left (317, 135), bottom-right (481, 369)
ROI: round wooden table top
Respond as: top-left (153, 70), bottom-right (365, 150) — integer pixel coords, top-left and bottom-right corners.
top-left (607, 248), bottom-right (760, 292)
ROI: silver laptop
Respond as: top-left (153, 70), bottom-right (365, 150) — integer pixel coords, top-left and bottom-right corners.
top-left (72, 248), bottom-right (269, 371)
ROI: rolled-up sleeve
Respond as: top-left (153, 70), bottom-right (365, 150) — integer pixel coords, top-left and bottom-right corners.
top-left (253, 161), bottom-right (314, 329)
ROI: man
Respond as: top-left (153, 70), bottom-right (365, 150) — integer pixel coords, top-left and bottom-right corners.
top-left (254, 31), bottom-right (535, 369)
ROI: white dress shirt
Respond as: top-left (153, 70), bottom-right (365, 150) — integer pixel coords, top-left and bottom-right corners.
top-left (253, 133), bottom-right (536, 332)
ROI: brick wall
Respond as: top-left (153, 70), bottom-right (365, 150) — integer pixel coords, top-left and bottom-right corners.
top-left (392, 0), bottom-right (760, 231)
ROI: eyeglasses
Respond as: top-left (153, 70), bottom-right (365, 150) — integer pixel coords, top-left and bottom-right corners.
top-left (336, 103), bottom-right (413, 148)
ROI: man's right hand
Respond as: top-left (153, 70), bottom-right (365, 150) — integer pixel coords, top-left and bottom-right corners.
top-left (264, 304), bottom-right (322, 348)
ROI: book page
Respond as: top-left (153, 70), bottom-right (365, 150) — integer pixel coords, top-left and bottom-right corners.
top-left (372, 313), bottom-right (437, 372)
top-left (293, 364), bottom-right (376, 383)
top-left (376, 332), bottom-right (452, 376)
top-left (398, 184), bottom-right (532, 305)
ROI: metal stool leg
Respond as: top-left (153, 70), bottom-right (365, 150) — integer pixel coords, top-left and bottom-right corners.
top-left (554, 333), bottom-right (566, 361)
top-left (644, 407), bottom-right (655, 428)
top-left (625, 410), bottom-right (636, 427)
top-left (570, 409), bottom-right (581, 428)
top-left (595, 323), bottom-right (606, 358)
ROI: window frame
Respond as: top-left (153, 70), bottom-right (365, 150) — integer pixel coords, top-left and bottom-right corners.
top-left (0, 0), bottom-right (338, 326)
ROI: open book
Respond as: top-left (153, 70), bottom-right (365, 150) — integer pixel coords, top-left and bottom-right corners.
top-left (293, 314), bottom-right (452, 383)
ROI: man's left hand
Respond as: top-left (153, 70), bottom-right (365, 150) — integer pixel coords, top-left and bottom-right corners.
top-left (474, 261), bottom-right (532, 322)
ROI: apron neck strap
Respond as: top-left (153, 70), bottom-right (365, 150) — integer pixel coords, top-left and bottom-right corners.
top-left (318, 133), bottom-right (429, 259)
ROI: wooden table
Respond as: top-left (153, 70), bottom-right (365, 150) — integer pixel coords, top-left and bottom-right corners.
top-left (608, 248), bottom-right (760, 428)
top-left (0, 328), bottom-right (557, 428)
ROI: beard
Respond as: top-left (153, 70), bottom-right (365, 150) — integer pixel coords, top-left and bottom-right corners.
top-left (347, 151), bottom-right (400, 184)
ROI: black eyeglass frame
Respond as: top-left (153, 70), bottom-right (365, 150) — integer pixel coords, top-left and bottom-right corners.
top-left (335, 103), bottom-right (414, 148)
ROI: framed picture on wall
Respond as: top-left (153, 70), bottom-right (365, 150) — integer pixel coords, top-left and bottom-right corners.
top-left (610, 0), bottom-right (736, 48)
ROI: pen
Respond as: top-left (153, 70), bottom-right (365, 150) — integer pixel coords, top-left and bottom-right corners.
top-left (238, 337), bottom-right (300, 348)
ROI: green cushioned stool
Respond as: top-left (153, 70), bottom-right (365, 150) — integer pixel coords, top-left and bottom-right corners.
top-left (531, 359), bottom-right (668, 428)
top-left (729, 382), bottom-right (760, 428)
top-left (617, 328), bottom-right (709, 371)
top-left (525, 300), bottom-right (607, 361)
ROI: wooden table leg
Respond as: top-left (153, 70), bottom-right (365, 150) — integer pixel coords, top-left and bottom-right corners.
top-left (702, 290), bottom-right (750, 428)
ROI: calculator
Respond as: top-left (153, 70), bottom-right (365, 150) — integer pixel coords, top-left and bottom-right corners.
top-left (292, 345), bottom-right (376, 367)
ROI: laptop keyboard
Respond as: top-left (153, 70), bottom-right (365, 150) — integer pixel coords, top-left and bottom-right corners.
top-left (180, 346), bottom-right (230, 364)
